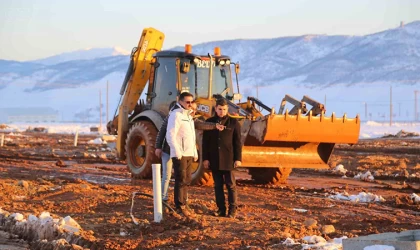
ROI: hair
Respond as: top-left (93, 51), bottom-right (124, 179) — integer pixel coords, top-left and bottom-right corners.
top-left (215, 98), bottom-right (228, 107)
top-left (179, 92), bottom-right (194, 101)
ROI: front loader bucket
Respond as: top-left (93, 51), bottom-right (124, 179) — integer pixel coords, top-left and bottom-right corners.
top-left (241, 112), bottom-right (360, 169)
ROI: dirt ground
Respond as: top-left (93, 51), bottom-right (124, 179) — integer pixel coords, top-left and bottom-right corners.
top-left (0, 131), bottom-right (419, 249)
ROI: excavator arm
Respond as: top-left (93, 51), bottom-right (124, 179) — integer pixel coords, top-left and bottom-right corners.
top-left (107, 27), bottom-right (165, 159)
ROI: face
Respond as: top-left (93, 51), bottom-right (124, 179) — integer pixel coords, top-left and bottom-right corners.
top-left (180, 96), bottom-right (194, 110)
top-left (215, 104), bottom-right (228, 118)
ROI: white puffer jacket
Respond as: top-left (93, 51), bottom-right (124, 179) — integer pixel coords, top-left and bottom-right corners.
top-left (166, 103), bottom-right (198, 159)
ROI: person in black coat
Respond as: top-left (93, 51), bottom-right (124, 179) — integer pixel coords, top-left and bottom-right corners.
top-left (202, 98), bottom-right (242, 218)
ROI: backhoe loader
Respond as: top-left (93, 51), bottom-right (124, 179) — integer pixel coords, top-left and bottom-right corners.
top-left (107, 27), bottom-right (360, 185)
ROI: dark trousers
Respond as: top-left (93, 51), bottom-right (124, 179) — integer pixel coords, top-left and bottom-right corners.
top-left (211, 170), bottom-right (237, 212)
top-left (172, 156), bottom-right (193, 208)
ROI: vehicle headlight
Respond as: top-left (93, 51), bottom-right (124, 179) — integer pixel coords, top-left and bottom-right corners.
top-left (225, 60), bottom-right (231, 65)
top-left (219, 60), bottom-right (225, 66)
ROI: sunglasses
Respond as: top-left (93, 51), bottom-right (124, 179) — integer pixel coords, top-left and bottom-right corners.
top-left (184, 101), bottom-right (195, 104)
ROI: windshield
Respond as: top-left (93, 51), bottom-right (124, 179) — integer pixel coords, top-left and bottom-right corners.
top-left (181, 60), bottom-right (233, 99)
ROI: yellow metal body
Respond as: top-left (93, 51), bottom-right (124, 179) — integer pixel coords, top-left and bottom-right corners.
top-left (111, 26), bottom-right (361, 177)
top-left (265, 112), bottom-right (360, 144)
top-left (196, 97), bottom-right (360, 170)
top-left (241, 112), bottom-right (360, 169)
top-left (114, 28), bottom-right (165, 158)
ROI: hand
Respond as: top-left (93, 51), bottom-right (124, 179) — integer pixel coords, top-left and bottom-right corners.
top-left (155, 149), bottom-right (162, 158)
top-left (175, 151), bottom-right (182, 160)
top-left (234, 161), bottom-right (241, 168)
top-left (194, 157), bottom-right (198, 162)
top-left (203, 160), bottom-right (210, 169)
top-left (215, 123), bottom-right (225, 131)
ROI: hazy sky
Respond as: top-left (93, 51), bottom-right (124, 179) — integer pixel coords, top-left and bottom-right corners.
top-left (1, 0), bottom-right (419, 61)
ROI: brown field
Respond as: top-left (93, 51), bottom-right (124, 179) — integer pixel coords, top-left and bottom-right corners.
top-left (0, 132), bottom-right (419, 249)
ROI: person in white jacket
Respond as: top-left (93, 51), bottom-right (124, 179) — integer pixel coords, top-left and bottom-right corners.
top-left (166, 92), bottom-right (198, 217)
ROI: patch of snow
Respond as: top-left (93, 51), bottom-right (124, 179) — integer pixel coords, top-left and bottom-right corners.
top-left (410, 193), bottom-right (420, 204)
top-left (11, 213), bottom-right (24, 222)
top-left (293, 208), bottom-right (308, 213)
top-left (301, 235), bottom-right (347, 250)
top-left (1, 123), bottom-right (107, 134)
top-left (282, 237), bottom-right (299, 246)
top-left (333, 164), bottom-right (347, 175)
top-left (360, 121), bottom-right (420, 139)
top-left (329, 191), bottom-right (385, 203)
top-left (303, 235), bottom-right (327, 244)
top-left (364, 245), bottom-right (395, 250)
top-left (58, 216), bottom-right (81, 233)
top-left (88, 138), bottom-right (107, 144)
top-left (354, 171), bottom-right (374, 181)
top-left (0, 208), bottom-right (82, 242)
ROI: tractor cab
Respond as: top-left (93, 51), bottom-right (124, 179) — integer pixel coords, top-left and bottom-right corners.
top-left (148, 45), bottom-right (239, 118)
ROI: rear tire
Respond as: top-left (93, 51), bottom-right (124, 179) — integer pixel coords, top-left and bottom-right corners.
top-left (191, 132), bottom-right (214, 186)
top-left (249, 167), bottom-right (292, 185)
top-left (125, 121), bottom-right (158, 178)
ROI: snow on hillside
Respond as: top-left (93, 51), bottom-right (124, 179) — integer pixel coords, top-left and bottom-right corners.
top-left (0, 71), bottom-right (125, 121)
top-left (0, 21), bottom-right (419, 122)
top-left (243, 80), bottom-right (420, 122)
top-left (30, 47), bottom-right (130, 65)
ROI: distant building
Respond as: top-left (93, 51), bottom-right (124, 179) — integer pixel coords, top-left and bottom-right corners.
top-left (0, 107), bottom-right (59, 123)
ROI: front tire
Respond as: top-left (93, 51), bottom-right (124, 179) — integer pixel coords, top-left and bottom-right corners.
top-left (125, 121), bottom-right (158, 178)
top-left (191, 131), bottom-right (214, 186)
top-left (249, 167), bottom-right (292, 185)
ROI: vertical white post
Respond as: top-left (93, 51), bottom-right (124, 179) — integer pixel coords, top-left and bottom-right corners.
top-left (74, 130), bottom-right (79, 147)
top-left (390, 86), bottom-right (392, 126)
top-left (106, 81), bottom-right (109, 127)
top-left (152, 163), bottom-right (163, 222)
top-left (99, 89), bottom-right (102, 132)
top-left (0, 134), bottom-right (4, 147)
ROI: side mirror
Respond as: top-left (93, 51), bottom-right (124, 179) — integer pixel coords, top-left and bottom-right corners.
top-left (233, 93), bottom-right (242, 101)
top-left (235, 64), bottom-right (240, 74)
top-left (181, 61), bottom-right (190, 73)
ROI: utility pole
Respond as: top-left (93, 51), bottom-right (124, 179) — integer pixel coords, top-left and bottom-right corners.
top-left (415, 90), bottom-right (418, 122)
top-left (398, 103), bottom-right (401, 117)
top-left (389, 86), bottom-right (392, 126)
top-left (99, 89), bottom-right (102, 131)
top-left (324, 94), bottom-right (327, 107)
top-left (106, 81), bottom-right (109, 125)
top-left (364, 102), bottom-right (368, 120)
top-left (256, 85), bottom-right (259, 99)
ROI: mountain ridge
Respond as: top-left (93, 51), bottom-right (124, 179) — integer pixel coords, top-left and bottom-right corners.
top-left (0, 21), bottom-right (419, 122)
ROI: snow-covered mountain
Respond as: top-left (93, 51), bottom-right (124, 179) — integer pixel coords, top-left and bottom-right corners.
top-left (30, 47), bottom-right (130, 65)
top-left (0, 21), bottom-right (419, 122)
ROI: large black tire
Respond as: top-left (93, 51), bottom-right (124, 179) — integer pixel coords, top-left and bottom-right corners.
top-left (249, 167), bottom-right (292, 185)
top-left (191, 131), bottom-right (214, 186)
top-left (125, 121), bottom-right (158, 178)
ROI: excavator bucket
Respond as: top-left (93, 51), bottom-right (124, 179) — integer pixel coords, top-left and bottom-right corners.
top-left (241, 111), bottom-right (360, 169)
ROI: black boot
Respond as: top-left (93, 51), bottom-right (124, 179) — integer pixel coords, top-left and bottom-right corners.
top-left (228, 206), bottom-right (237, 218)
top-left (213, 209), bottom-right (226, 217)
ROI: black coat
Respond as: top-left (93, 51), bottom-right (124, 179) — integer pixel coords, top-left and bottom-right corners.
top-left (202, 115), bottom-right (242, 171)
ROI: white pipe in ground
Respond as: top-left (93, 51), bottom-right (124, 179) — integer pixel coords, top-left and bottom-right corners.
top-left (74, 130), bottom-right (79, 147)
top-left (152, 163), bottom-right (163, 222)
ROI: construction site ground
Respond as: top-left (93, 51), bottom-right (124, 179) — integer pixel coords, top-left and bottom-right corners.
top-left (0, 131), bottom-right (419, 249)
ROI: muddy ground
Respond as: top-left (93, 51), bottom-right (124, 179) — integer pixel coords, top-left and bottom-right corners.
top-left (0, 131), bottom-right (419, 249)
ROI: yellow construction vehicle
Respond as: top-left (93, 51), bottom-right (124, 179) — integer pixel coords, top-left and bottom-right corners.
top-left (108, 27), bottom-right (360, 185)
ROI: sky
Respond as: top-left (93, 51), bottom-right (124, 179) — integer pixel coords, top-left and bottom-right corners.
top-left (0, 0), bottom-right (420, 61)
